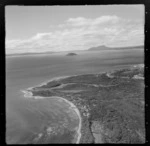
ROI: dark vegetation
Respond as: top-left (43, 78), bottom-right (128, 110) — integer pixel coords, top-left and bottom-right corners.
top-left (32, 90), bottom-right (56, 97)
top-left (32, 65), bottom-right (145, 143)
top-left (111, 67), bottom-right (144, 78)
top-left (36, 81), bottom-right (61, 89)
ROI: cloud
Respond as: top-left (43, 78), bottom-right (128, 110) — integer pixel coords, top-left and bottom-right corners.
top-left (66, 16), bottom-right (119, 27)
top-left (6, 15), bottom-right (144, 54)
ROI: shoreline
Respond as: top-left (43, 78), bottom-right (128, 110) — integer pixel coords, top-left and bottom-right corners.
top-left (20, 63), bottom-right (143, 143)
top-left (22, 63), bottom-right (143, 92)
top-left (22, 75), bottom-right (72, 92)
top-left (21, 88), bottom-right (82, 143)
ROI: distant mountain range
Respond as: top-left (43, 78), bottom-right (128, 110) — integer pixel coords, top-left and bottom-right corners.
top-left (6, 45), bottom-right (144, 56)
top-left (87, 45), bottom-right (144, 51)
top-left (6, 51), bottom-right (55, 56)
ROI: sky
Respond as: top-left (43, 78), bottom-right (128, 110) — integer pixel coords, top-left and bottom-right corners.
top-left (5, 5), bottom-right (144, 54)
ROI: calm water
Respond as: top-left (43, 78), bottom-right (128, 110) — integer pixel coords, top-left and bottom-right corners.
top-left (6, 49), bottom-right (144, 144)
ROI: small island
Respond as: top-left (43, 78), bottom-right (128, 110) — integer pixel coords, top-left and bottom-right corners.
top-left (24, 64), bottom-right (145, 144)
top-left (66, 53), bottom-right (77, 56)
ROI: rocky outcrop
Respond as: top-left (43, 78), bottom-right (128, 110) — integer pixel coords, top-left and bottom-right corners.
top-left (91, 121), bottom-right (104, 143)
top-left (66, 53), bottom-right (77, 56)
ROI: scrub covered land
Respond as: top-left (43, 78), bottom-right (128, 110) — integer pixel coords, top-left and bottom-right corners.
top-left (30, 64), bottom-right (145, 143)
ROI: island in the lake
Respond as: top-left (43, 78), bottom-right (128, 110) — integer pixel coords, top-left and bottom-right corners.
top-left (66, 53), bottom-right (77, 56)
top-left (23, 64), bottom-right (145, 144)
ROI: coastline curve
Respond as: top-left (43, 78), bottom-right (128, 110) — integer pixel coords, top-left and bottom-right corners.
top-left (21, 88), bottom-right (82, 144)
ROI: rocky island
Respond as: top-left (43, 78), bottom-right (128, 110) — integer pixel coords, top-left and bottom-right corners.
top-left (24, 64), bottom-right (145, 144)
top-left (66, 53), bottom-right (77, 56)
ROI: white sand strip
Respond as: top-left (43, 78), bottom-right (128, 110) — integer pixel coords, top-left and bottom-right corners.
top-left (21, 89), bottom-right (82, 143)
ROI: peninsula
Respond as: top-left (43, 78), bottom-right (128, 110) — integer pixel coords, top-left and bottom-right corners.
top-left (23, 64), bottom-right (145, 143)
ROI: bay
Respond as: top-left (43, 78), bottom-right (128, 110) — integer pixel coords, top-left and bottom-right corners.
top-left (6, 49), bottom-right (144, 143)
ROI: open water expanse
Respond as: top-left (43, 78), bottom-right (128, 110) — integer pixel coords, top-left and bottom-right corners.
top-left (6, 49), bottom-right (144, 144)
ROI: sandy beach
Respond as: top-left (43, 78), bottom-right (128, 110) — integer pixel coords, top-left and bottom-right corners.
top-left (21, 79), bottom-right (82, 144)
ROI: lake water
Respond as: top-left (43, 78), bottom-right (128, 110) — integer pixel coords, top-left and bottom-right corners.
top-left (6, 49), bottom-right (144, 144)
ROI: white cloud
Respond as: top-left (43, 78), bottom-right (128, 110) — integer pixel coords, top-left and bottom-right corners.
top-left (66, 16), bottom-right (119, 27)
top-left (6, 15), bottom-right (144, 54)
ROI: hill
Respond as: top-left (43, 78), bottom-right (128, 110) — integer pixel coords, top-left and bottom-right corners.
top-left (88, 45), bottom-right (144, 51)
top-left (66, 53), bottom-right (77, 56)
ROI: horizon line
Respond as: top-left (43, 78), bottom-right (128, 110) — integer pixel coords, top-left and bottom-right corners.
top-left (6, 44), bottom-right (144, 56)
